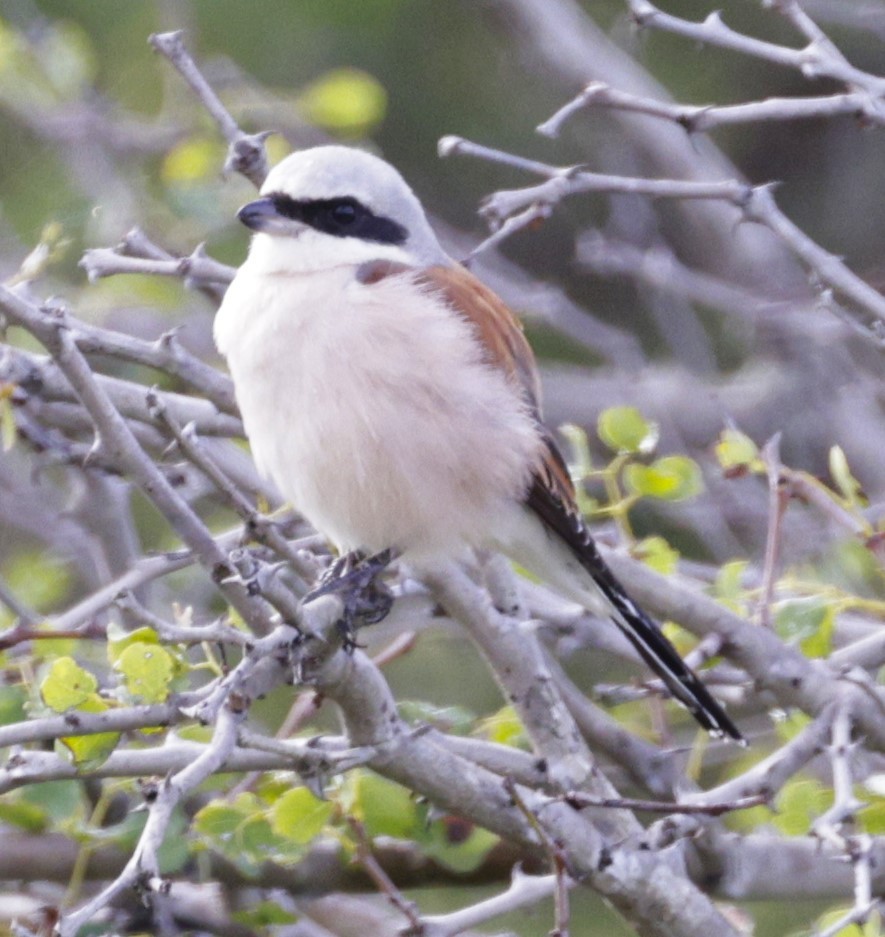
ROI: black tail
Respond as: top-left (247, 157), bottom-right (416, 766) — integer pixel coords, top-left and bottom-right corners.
top-left (526, 477), bottom-right (744, 742)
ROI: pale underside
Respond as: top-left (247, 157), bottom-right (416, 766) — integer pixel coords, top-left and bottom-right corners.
top-left (215, 261), bottom-right (545, 563)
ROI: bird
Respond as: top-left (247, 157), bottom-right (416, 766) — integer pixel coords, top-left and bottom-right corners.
top-left (213, 144), bottom-right (743, 742)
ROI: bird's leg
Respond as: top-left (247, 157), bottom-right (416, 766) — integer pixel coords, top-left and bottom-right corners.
top-left (303, 548), bottom-right (396, 650)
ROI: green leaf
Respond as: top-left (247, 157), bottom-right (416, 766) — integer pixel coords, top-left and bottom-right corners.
top-left (397, 700), bottom-right (476, 734)
top-left (161, 136), bottom-right (225, 184)
top-left (478, 705), bottom-right (528, 749)
top-left (107, 625), bottom-right (160, 665)
top-left (233, 900), bottom-right (298, 928)
top-left (773, 778), bottom-right (831, 835)
top-left (4, 552), bottom-right (72, 617)
top-left (634, 536), bottom-right (679, 575)
top-left (354, 772), bottom-right (417, 841)
top-left (0, 684), bottom-right (26, 725)
top-left (59, 696), bottom-right (120, 768)
top-left (774, 600), bottom-right (835, 657)
top-left (624, 456), bottom-right (703, 501)
top-left (298, 68), bottom-right (387, 136)
top-left (114, 642), bottom-right (174, 702)
top-left (597, 406), bottom-right (658, 454)
top-left (0, 799), bottom-right (48, 832)
top-left (0, 387), bottom-right (16, 451)
top-left (20, 780), bottom-right (83, 824)
top-left (418, 813), bottom-right (498, 873)
top-left (193, 802), bottom-right (248, 841)
top-left (829, 445), bottom-right (867, 507)
top-left (713, 560), bottom-right (749, 608)
top-left (814, 905), bottom-right (882, 937)
top-left (270, 787), bottom-right (335, 844)
top-left (773, 709), bottom-right (811, 743)
top-left (714, 428), bottom-right (759, 472)
top-left (860, 797), bottom-right (885, 835)
top-left (40, 657), bottom-right (97, 711)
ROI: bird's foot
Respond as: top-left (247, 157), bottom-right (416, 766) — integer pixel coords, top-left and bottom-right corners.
top-left (304, 549), bottom-right (395, 651)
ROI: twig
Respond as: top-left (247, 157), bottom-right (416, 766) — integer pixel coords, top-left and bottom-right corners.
top-left (0, 735), bottom-right (358, 794)
top-left (148, 391), bottom-right (315, 581)
top-left (0, 575), bottom-right (38, 625)
top-left (2, 343), bottom-right (242, 437)
top-left (80, 241), bottom-right (235, 290)
top-left (758, 434), bottom-right (788, 628)
top-left (813, 705), bottom-right (862, 842)
top-left (628, 0), bottom-right (885, 98)
top-left (149, 31), bottom-right (270, 187)
top-left (113, 592), bottom-right (252, 647)
top-left (419, 868), bottom-right (560, 937)
top-left (0, 696), bottom-right (204, 751)
top-left (565, 791), bottom-right (768, 816)
top-left (58, 701), bottom-right (244, 937)
top-left (0, 287), bottom-right (278, 635)
top-left (577, 230), bottom-right (885, 346)
top-left (442, 135), bottom-right (885, 333)
top-left (345, 817), bottom-right (424, 933)
top-left (539, 82), bottom-right (885, 136)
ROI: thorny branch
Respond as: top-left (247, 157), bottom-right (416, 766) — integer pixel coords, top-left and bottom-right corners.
top-left (2, 11), bottom-right (885, 937)
top-left (440, 136), bottom-right (885, 332)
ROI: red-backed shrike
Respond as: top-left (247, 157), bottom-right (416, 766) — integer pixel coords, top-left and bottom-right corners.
top-left (214, 145), bottom-right (742, 741)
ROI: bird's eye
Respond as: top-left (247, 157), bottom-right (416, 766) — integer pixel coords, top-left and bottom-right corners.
top-left (330, 202), bottom-right (358, 225)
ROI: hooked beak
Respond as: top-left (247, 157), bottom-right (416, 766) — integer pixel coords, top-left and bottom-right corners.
top-left (237, 197), bottom-right (279, 232)
top-left (237, 197), bottom-right (303, 236)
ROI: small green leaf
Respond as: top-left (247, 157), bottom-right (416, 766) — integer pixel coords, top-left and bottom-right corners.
top-left (634, 536), bottom-right (679, 575)
top-left (597, 406), bottom-right (658, 454)
top-left (40, 657), bottom-right (97, 711)
top-left (20, 780), bottom-right (83, 824)
top-left (714, 428), bottom-right (759, 471)
top-left (418, 813), bottom-right (499, 873)
top-left (624, 456), bottom-right (703, 501)
top-left (107, 625), bottom-right (160, 665)
top-left (354, 772), bottom-right (417, 841)
top-left (773, 778), bottom-right (831, 835)
top-left (161, 136), bottom-right (225, 184)
top-left (774, 600), bottom-right (835, 657)
top-left (298, 68), bottom-right (387, 136)
top-left (270, 787), bottom-right (335, 844)
top-left (713, 560), bottom-right (749, 607)
top-left (233, 901), bottom-right (298, 928)
top-left (0, 799), bottom-right (48, 832)
top-left (814, 905), bottom-right (881, 937)
top-left (0, 387), bottom-right (16, 451)
top-left (478, 705), bottom-right (527, 749)
top-left (860, 797), bottom-right (885, 835)
top-left (773, 709), bottom-right (811, 743)
top-left (397, 700), bottom-right (476, 734)
top-left (0, 684), bottom-right (26, 726)
top-left (59, 697), bottom-right (120, 768)
top-left (829, 445), bottom-right (867, 507)
top-left (115, 642), bottom-right (174, 702)
top-left (194, 800), bottom-right (251, 841)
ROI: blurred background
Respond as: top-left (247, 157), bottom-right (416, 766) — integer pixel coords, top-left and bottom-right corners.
top-left (1, 2), bottom-right (884, 933)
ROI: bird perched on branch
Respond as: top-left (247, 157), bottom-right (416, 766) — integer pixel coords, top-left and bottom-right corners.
top-left (214, 145), bottom-right (742, 742)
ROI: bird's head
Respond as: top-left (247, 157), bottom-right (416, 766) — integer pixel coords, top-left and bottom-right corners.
top-left (237, 145), bottom-right (448, 274)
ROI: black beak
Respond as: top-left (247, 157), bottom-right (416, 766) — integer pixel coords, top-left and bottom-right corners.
top-left (237, 197), bottom-right (280, 232)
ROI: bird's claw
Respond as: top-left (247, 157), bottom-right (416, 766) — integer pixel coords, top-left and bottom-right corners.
top-left (305, 549), bottom-right (394, 650)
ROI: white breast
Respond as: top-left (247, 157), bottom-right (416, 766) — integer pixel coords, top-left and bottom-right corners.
top-left (215, 262), bottom-right (541, 560)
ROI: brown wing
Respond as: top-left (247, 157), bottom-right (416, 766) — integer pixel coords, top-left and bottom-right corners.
top-left (356, 258), bottom-right (577, 512)
top-left (416, 264), bottom-right (577, 511)
top-left (357, 260), bottom-right (743, 741)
